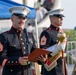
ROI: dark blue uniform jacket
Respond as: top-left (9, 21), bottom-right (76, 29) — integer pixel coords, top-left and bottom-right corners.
top-left (0, 27), bottom-right (36, 75)
top-left (40, 25), bottom-right (63, 75)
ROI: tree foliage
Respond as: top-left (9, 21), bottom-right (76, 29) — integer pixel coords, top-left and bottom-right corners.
top-left (64, 30), bottom-right (76, 41)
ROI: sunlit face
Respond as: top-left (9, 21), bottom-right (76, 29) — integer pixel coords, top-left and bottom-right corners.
top-left (50, 16), bottom-right (63, 27)
top-left (11, 15), bottom-right (26, 30)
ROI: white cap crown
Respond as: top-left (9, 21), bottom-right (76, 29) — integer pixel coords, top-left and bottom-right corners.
top-left (9, 6), bottom-right (30, 16)
top-left (49, 8), bottom-right (64, 17)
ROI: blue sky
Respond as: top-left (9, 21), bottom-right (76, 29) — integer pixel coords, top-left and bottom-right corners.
top-left (61, 0), bottom-right (76, 29)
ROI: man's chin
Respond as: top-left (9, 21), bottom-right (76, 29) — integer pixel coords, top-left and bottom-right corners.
top-left (19, 26), bottom-right (24, 30)
top-left (59, 24), bottom-right (62, 26)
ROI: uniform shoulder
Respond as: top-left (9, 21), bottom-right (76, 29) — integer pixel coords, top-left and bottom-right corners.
top-left (40, 27), bottom-right (51, 36)
top-left (46, 27), bottom-right (52, 32)
top-left (42, 27), bottom-right (51, 33)
top-left (0, 30), bottom-right (11, 36)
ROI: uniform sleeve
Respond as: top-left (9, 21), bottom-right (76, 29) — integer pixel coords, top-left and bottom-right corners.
top-left (0, 34), bottom-right (19, 66)
top-left (37, 31), bottom-right (51, 65)
top-left (30, 33), bottom-right (36, 52)
top-left (28, 32), bottom-right (36, 53)
top-left (40, 31), bottom-right (51, 49)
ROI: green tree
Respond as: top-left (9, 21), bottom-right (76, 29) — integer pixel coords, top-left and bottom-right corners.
top-left (64, 30), bottom-right (76, 41)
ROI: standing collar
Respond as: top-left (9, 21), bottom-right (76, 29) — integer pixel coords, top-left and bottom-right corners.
top-left (11, 26), bottom-right (22, 34)
top-left (50, 25), bottom-right (60, 31)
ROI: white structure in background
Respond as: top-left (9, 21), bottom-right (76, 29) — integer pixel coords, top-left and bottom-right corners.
top-left (0, 20), bottom-right (12, 33)
top-left (39, 6), bottom-right (47, 17)
top-left (36, 9), bottom-right (43, 23)
top-left (37, 15), bottom-right (50, 37)
top-left (25, 0), bottom-right (37, 7)
top-left (26, 23), bottom-right (34, 33)
top-left (12, 0), bottom-right (37, 7)
top-left (26, 0), bottom-right (44, 8)
top-left (52, 0), bottom-right (61, 10)
top-left (38, 15), bottom-right (50, 28)
top-left (12, 0), bottom-right (23, 4)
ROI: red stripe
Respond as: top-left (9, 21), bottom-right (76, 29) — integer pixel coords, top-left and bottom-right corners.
top-left (2, 59), bottom-right (8, 66)
top-left (46, 60), bottom-right (51, 66)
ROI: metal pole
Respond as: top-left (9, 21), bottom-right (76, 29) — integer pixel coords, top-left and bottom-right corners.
top-left (34, 18), bottom-right (41, 75)
top-left (35, 18), bottom-right (40, 48)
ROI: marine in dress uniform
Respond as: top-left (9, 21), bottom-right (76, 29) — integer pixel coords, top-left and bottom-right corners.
top-left (0, 6), bottom-right (36, 75)
top-left (39, 8), bottom-right (67, 75)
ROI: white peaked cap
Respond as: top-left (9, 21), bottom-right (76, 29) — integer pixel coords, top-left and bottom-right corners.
top-left (9, 6), bottom-right (30, 17)
top-left (49, 8), bottom-right (64, 17)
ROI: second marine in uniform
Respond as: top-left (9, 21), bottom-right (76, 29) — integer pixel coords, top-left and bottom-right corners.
top-left (38, 8), bottom-right (67, 75)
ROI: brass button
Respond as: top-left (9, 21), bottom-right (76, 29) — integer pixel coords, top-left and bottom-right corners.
top-left (14, 45), bottom-right (16, 47)
top-left (17, 30), bottom-right (19, 32)
top-left (20, 34), bottom-right (21, 36)
top-left (56, 28), bottom-right (58, 30)
top-left (16, 61), bottom-right (17, 63)
top-left (12, 61), bottom-right (13, 63)
top-left (23, 47), bottom-right (25, 49)
top-left (21, 38), bottom-right (23, 40)
top-left (24, 52), bottom-right (25, 54)
top-left (56, 40), bottom-right (58, 43)
top-left (8, 61), bottom-right (10, 63)
top-left (11, 69), bottom-right (13, 72)
top-left (22, 43), bottom-right (24, 45)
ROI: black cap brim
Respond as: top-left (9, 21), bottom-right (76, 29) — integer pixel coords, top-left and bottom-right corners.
top-left (53, 14), bottom-right (65, 17)
top-left (13, 13), bottom-right (26, 18)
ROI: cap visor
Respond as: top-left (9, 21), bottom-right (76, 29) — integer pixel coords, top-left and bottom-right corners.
top-left (53, 14), bottom-right (65, 17)
top-left (13, 13), bottom-right (26, 18)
